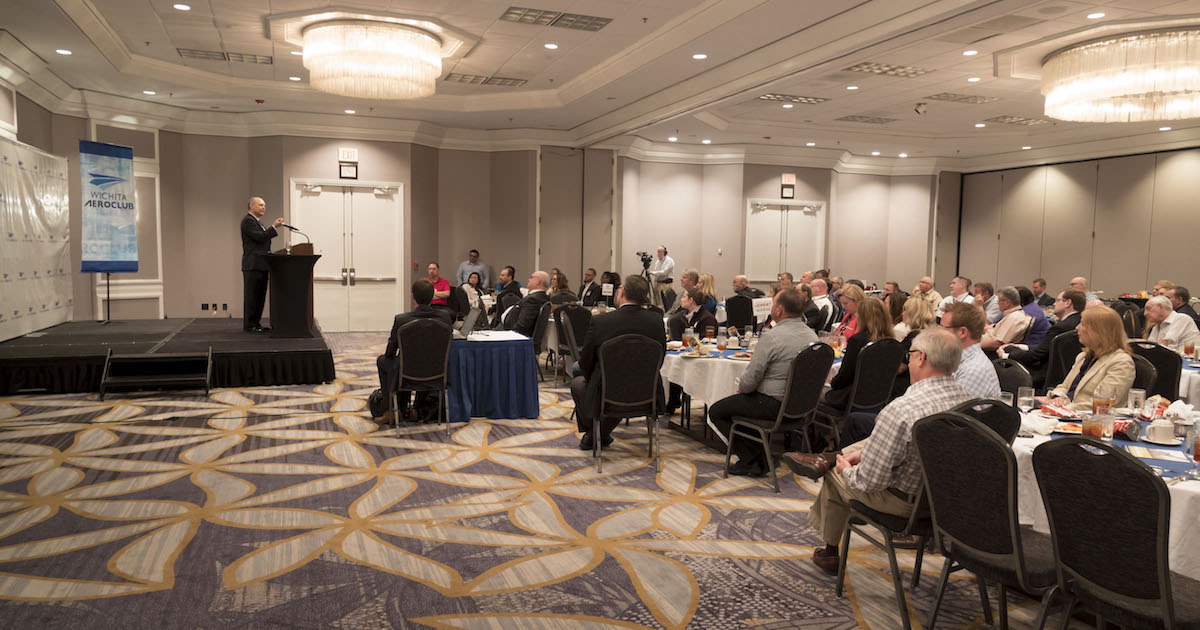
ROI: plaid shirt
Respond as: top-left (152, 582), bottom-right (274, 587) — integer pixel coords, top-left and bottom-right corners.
top-left (954, 343), bottom-right (1001, 399)
top-left (844, 376), bottom-right (974, 495)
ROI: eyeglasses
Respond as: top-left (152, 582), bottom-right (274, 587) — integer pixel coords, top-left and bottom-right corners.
top-left (903, 348), bottom-right (923, 364)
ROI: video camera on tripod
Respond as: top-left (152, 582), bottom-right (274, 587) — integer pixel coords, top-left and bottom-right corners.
top-left (636, 251), bottom-right (653, 270)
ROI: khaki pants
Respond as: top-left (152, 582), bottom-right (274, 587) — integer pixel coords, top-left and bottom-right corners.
top-left (653, 281), bottom-right (671, 307)
top-left (807, 441), bottom-right (915, 546)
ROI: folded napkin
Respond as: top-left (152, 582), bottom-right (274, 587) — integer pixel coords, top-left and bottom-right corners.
top-left (1165, 400), bottom-right (1198, 421)
top-left (1020, 412), bottom-right (1057, 436)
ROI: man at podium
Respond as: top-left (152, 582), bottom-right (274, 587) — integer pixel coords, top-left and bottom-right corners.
top-left (241, 197), bottom-right (284, 332)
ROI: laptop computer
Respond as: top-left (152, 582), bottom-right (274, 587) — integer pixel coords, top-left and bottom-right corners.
top-left (453, 307), bottom-right (481, 340)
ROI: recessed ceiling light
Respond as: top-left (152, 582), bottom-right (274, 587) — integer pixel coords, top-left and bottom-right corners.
top-left (963, 49), bottom-right (979, 56)
top-left (173, 3), bottom-right (191, 10)
top-left (701, 139), bottom-right (712, 144)
top-left (544, 43), bottom-right (558, 49)
top-left (668, 136), bottom-right (678, 142)
top-left (975, 123), bottom-right (986, 128)
top-left (142, 90), bottom-right (156, 95)
top-left (805, 142), bottom-right (816, 147)
top-left (344, 109), bottom-right (356, 114)
top-left (291, 51), bottom-right (302, 56)
top-left (898, 153), bottom-right (908, 158)
top-left (782, 103), bottom-right (794, 109)
top-left (55, 49), bottom-right (72, 55)
top-left (288, 76), bottom-right (301, 81)
top-left (967, 76), bottom-right (981, 82)
top-left (1159, 126), bottom-right (1172, 131)
top-left (871, 151), bottom-right (880, 156)
top-left (1087, 12), bottom-right (1105, 19)
top-left (692, 53), bottom-right (707, 60)
top-left (1022, 146), bottom-right (1032, 150)
top-left (846, 85), bottom-right (859, 90)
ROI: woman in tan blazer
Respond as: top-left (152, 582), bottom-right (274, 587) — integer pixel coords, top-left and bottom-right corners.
top-left (1043, 306), bottom-right (1134, 411)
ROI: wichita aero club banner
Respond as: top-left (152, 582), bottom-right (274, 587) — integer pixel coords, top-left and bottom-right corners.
top-left (79, 140), bottom-right (137, 272)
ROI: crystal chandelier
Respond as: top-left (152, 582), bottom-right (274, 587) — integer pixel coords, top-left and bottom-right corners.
top-left (302, 20), bottom-right (442, 100)
top-left (1042, 29), bottom-right (1200, 122)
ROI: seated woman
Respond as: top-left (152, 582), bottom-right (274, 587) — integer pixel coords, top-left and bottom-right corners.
top-left (461, 272), bottom-right (486, 311)
top-left (666, 288), bottom-right (720, 414)
top-left (548, 272), bottom-right (578, 305)
top-left (832, 284), bottom-right (867, 343)
top-left (601, 272), bottom-right (621, 307)
top-left (891, 296), bottom-right (937, 399)
top-left (1039, 306), bottom-right (1134, 411)
top-left (697, 273), bottom-right (719, 314)
top-left (887, 291), bottom-right (908, 339)
top-left (823, 297), bottom-right (893, 412)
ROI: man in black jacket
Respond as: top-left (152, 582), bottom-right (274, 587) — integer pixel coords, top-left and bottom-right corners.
top-left (578, 267), bottom-right (604, 307)
top-left (489, 265), bottom-right (522, 327)
top-left (376, 279), bottom-right (455, 420)
top-left (1001, 289), bottom-right (1084, 388)
top-left (570, 275), bottom-right (667, 449)
top-left (503, 270), bottom-right (551, 336)
top-left (240, 197), bottom-right (283, 332)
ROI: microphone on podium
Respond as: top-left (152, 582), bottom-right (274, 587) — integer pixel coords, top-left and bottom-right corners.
top-left (281, 223), bottom-right (311, 244)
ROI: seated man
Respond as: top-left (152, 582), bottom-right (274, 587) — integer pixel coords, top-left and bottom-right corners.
top-left (502, 270), bottom-right (552, 337)
top-left (798, 283), bottom-right (823, 331)
top-left (1167, 286), bottom-right (1200, 324)
top-left (781, 329), bottom-right (973, 574)
top-left (942, 302), bottom-right (1001, 398)
top-left (570, 275), bottom-right (666, 449)
top-left (1144, 295), bottom-right (1200, 354)
top-left (1032, 277), bottom-right (1055, 308)
top-left (578, 267), bottom-right (603, 307)
top-left (935, 276), bottom-right (974, 318)
top-left (980, 287), bottom-right (1032, 351)
top-left (1069, 276), bottom-right (1101, 305)
top-left (666, 288), bottom-right (720, 415)
top-left (707, 288), bottom-right (818, 477)
top-left (1001, 290), bottom-right (1084, 387)
top-left (375, 279), bottom-right (455, 422)
top-left (973, 282), bottom-right (1001, 323)
top-left (911, 276), bottom-right (943, 310)
top-left (732, 274), bottom-right (765, 299)
top-left (810, 279), bottom-right (835, 329)
top-left (489, 265), bottom-right (523, 327)
top-left (666, 268), bottom-right (701, 315)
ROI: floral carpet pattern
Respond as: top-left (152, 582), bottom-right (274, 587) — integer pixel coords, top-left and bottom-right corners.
top-left (0, 341), bottom-right (1074, 628)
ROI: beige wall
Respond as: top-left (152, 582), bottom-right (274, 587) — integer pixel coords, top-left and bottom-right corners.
top-left (932, 172), bottom-right (961, 289)
top-left (490, 151), bottom-right (537, 283)
top-left (961, 148), bottom-right (1200, 295)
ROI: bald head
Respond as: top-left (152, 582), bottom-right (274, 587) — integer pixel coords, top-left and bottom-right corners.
top-left (732, 275), bottom-right (750, 291)
top-left (811, 279), bottom-right (828, 296)
top-left (1069, 276), bottom-right (1089, 291)
top-left (528, 270), bottom-right (551, 290)
top-left (247, 197), bottom-right (266, 217)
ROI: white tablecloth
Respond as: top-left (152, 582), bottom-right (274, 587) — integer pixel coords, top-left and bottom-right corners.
top-left (1012, 435), bottom-right (1200, 581)
top-left (1180, 364), bottom-right (1200, 403)
top-left (660, 353), bottom-right (750, 404)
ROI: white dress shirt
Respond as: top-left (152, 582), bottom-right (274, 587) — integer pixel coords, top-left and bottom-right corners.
top-left (1148, 311), bottom-right (1200, 354)
top-left (649, 255), bottom-right (674, 283)
top-left (935, 292), bottom-right (975, 318)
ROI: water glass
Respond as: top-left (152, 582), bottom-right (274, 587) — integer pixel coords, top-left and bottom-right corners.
top-left (998, 392), bottom-right (1014, 407)
top-left (1091, 385), bottom-right (1114, 415)
top-left (1098, 413), bottom-right (1114, 442)
top-left (1016, 386), bottom-right (1035, 413)
top-left (1127, 388), bottom-right (1146, 417)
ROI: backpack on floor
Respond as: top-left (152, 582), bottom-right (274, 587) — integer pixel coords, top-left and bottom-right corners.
top-left (368, 389), bottom-right (387, 418)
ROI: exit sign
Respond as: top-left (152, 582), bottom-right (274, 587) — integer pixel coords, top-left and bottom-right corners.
top-left (781, 173), bottom-right (796, 185)
top-left (338, 147), bottom-right (359, 162)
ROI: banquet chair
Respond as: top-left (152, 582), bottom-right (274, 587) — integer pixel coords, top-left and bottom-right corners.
top-left (391, 319), bottom-right (453, 433)
top-left (1130, 340), bottom-right (1182, 400)
top-left (1121, 308), bottom-right (1139, 340)
top-left (492, 291), bottom-right (522, 328)
top-left (1131, 353), bottom-right (1159, 395)
top-left (552, 305), bottom-right (591, 386)
top-left (1016, 317), bottom-right (1036, 344)
top-left (991, 358), bottom-right (1033, 398)
top-left (1033, 437), bottom-right (1200, 630)
top-left (811, 338), bottom-right (903, 450)
top-left (530, 302), bottom-right (554, 381)
top-left (724, 342), bottom-right (833, 493)
top-left (952, 397), bottom-right (1022, 445)
top-left (914, 412), bottom-right (1058, 630)
top-left (1044, 330), bottom-right (1081, 392)
top-left (593, 334), bottom-right (665, 473)
top-left (661, 288), bottom-right (676, 311)
top-left (724, 295), bottom-right (754, 331)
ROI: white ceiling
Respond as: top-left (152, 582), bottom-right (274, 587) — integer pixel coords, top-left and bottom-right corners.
top-left (3, 0), bottom-right (1200, 167)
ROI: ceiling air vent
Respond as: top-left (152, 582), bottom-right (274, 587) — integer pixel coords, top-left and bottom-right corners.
top-left (758, 93), bottom-right (829, 104)
top-left (177, 48), bottom-right (273, 64)
top-left (500, 6), bottom-right (612, 31)
top-left (845, 62), bottom-right (932, 78)
top-left (835, 115), bottom-right (899, 124)
top-left (445, 73), bottom-right (527, 87)
top-left (985, 115), bottom-right (1052, 126)
top-left (925, 92), bottom-right (1001, 104)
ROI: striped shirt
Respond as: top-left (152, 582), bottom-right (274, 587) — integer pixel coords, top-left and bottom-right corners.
top-left (955, 342), bottom-right (1001, 399)
top-left (844, 376), bottom-right (974, 495)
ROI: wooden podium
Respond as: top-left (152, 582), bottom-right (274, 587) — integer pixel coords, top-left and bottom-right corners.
top-left (266, 243), bottom-right (319, 338)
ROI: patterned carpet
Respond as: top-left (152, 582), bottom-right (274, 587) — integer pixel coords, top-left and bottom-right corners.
top-left (0, 334), bottom-right (1086, 628)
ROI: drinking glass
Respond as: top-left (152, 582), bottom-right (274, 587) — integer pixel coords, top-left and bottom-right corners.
top-left (1081, 416), bottom-right (1103, 439)
top-left (1097, 412), bottom-right (1114, 442)
top-left (1186, 342), bottom-right (1196, 357)
top-left (716, 332), bottom-right (727, 353)
top-left (1127, 388), bottom-right (1146, 417)
top-left (705, 326), bottom-right (715, 340)
top-left (682, 327), bottom-right (694, 348)
top-left (1092, 385), bottom-right (1114, 415)
top-left (998, 392), bottom-right (1014, 407)
top-left (1017, 386), bottom-right (1035, 414)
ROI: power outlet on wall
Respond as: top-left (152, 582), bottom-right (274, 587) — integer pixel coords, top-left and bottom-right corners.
top-left (201, 303), bottom-right (208, 310)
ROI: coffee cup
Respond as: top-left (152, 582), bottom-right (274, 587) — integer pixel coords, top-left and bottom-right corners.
top-left (1148, 419), bottom-right (1176, 442)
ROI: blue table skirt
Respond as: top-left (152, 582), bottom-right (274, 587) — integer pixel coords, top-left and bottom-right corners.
top-left (447, 338), bottom-right (540, 423)
top-left (1049, 418), bottom-right (1197, 479)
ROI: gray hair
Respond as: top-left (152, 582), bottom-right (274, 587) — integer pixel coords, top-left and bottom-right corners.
top-left (913, 329), bottom-right (962, 374)
top-left (531, 270), bottom-right (551, 288)
top-left (997, 286), bottom-right (1020, 306)
top-left (1147, 295), bottom-right (1174, 311)
top-left (683, 269), bottom-right (700, 284)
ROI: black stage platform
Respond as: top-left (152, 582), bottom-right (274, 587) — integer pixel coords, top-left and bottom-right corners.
top-left (0, 318), bottom-right (336, 395)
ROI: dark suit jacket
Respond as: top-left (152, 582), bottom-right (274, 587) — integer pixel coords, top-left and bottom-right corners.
top-left (667, 308), bottom-right (719, 341)
top-left (384, 305), bottom-right (455, 359)
top-left (1007, 311), bottom-right (1080, 385)
top-left (803, 300), bottom-right (823, 330)
top-left (1036, 292), bottom-right (1055, 308)
top-left (578, 303), bottom-right (667, 420)
top-left (1177, 303), bottom-right (1199, 323)
top-left (505, 290), bottom-right (551, 336)
top-left (578, 282), bottom-right (603, 307)
top-left (489, 281), bottom-right (524, 324)
top-left (241, 214), bottom-right (278, 271)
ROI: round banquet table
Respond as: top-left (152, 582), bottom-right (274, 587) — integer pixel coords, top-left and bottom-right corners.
top-left (1180, 358), bottom-right (1200, 403)
top-left (1012, 420), bottom-right (1200, 581)
top-left (660, 346), bottom-right (842, 407)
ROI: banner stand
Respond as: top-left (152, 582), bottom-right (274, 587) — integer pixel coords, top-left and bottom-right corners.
top-left (79, 140), bottom-right (138, 320)
top-left (103, 272), bottom-right (111, 324)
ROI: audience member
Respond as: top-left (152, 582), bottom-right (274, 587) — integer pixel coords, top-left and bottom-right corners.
top-left (1167, 286), bottom-right (1199, 321)
top-left (1001, 290), bottom-right (1083, 387)
top-left (1153, 279), bottom-right (1174, 296)
top-left (1040, 306), bottom-right (1134, 411)
top-left (1016, 286), bottom-right (1050, 346)
top-left (495, 265), bottom-right (521, 293)
top-left (912, 276), bottom-right (943, 309)
top-left (456, 249), bottom-right (489, 287)
top-left (666, 269), bottom-right (700, 314)
top-left (427, 262), bottom-right (451, 307)
top-left (490, 266), bottom-right (522, 326)
top-left (800, 271), bottom-right (813, 285)
top-left (941, 302), bottom-right (1002, 398)
top-left (811, 279), bottom-right (835, 329)
top-left (1144, 295), bottom-right (1200, 354)
top-left (648, 246), bottom-right (675, 308)
top-left (798, 283), bottom-right (823, 331)
top-left (846, 279), bottom-right (865, 290)
top-left (732, 274), bottom-right (765, 299)
top-left (829, 276), bottom-right (844, 301)
top-left (779, 272), bottom-right (795, 290)
top-left (375, 279), bottom-right (455, 423)
top-left (1032, 277), bottom-right (1054, 308)
top-left (549, 272), bottom-right (578, 305)
top-left (884, 291), bottom-right (905, 335)
top-left (822, 298), bottom-right (893, 414)
top-left (503, 271), bottom-right (552, 336)
top-left (570, 275), bottom-right (666, 449)
top-left (881, 281), bottom-right (902, 300)
top-left (698, 273), bottom-right (719, 314)
top-left (578, 268), bottom-right (602, 306)
top-left (461, 272), bottom-right (485, 311)
top-left (665, 288), bottom-right (720, 415)
top-left (973, 282), bottom-right (1001, 323)
top-left (707, 288), bottom-right (818, 477)
top-left (935, 276), bottom-right (974, 317)
top-left (781, 329), bottom-right (972, 574)
top-left (980, 287), bottom-right (1032, 351)
top-left (894, 294), bottom-right (934, 341)
top-left (832, 284), bottom-right (867, 342)
top-left (1068, 276), bottom-right (1100, 303)
top-left (601, 272), bottom-right (622, 307)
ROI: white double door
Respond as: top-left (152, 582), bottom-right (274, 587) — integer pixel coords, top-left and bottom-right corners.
top-left (291, 182), bottom-right (403, 332)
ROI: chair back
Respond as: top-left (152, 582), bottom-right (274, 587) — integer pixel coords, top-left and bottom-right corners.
top-left (597, 334), bottom-right (665, 419)
top-left (1130, 340), bottom-right (1182, 399)
top-left (818, 304), bottom-right (831, 330)
top-left (554, 304), bottom-right (592, 355)
top-left (1131, 353), bottom-right (1159, 394)
top-left (561, 313), bottom-right (585, 363)
top-left (826, 301), bottom-right (844, 332)
top-left (1015, 317), bottom-right (1035, 344)
top-left (662, 288), bottom-right (676, 311)
top-left (914, 412), bottom-right (1034, 589)
top-left (1120, 309), bottom-right (1139, 339)
top-left (847, 338), bottom-right (904, 411)
top-left (530, 301), bottom-right (554, 353)
top-left (724, 295), bottom-right (754, 331)
top-left (991, 358), bottom-right (1033, 396)
top-left (1032, 438), bottom-right (1175, 618)
top-left (952, 398), bottom-right (1022, 444)
top-left (1045, 330), bottom-right (1082, 390)
top-left (773, 342), bottom-right (836, 430)
top-left (394, 319), bottom-right (452, 392)
top-left (499, 291), bottom-right (521, 314)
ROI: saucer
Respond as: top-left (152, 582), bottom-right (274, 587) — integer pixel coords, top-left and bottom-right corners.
top-left (1142, 435), bottom-right (1184, 447)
